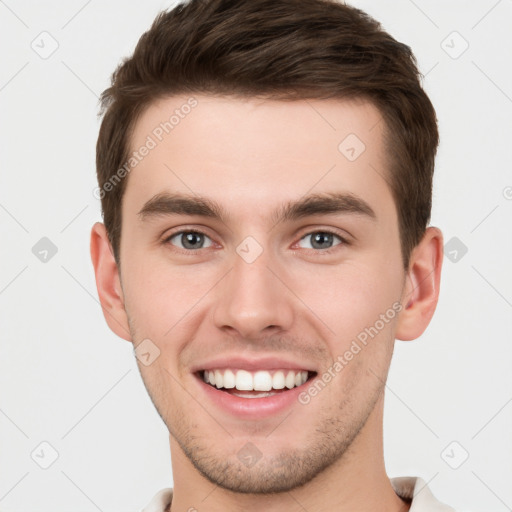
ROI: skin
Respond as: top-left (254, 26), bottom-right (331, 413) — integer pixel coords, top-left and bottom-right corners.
top-left (91, 94), bottom-right (443, 512)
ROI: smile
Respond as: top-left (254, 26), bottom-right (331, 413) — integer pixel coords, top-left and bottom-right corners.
top-left (201, 368), bottom-right (311, 392)
top-left (196, 368), bottom-right (317, 411)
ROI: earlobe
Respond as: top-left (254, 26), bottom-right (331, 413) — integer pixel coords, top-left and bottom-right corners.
top-left (395, 227), bottom-right (443, 341)
top-left (90, 222), bottom-right (132, 342)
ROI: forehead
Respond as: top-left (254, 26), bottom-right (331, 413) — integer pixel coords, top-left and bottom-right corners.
top-left (123, 94), bottom-right (394, 223)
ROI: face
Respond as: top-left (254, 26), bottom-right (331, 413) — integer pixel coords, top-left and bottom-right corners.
top-left (117, 94), bottom-right (408, 493)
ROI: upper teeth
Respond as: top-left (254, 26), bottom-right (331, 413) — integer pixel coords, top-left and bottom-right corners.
top-left (203, 369), bottom-right (309, 391)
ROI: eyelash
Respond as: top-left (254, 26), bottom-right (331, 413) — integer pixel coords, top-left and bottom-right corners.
top-left (162, 228), bottom-right (350, 255)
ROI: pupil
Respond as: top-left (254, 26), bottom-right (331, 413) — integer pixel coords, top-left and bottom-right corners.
top-left (183, 232), bottom-right (202, 249)
top-left (312, 232), bottom-right (332, 249)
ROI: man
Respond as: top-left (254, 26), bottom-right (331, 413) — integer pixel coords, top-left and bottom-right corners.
top-left (90, 0), bottom-right (454, 510)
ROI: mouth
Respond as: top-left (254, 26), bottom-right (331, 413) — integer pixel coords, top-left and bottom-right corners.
top-left (196, 368), bottom-right (318, 398)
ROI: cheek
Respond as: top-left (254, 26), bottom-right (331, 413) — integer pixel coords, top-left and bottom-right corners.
top-left (295, 260), bottom-right (403, 339)
top-left (122, 254), bottom-right (198, 331)
top-left (122, 255), bottom-right (218, 379)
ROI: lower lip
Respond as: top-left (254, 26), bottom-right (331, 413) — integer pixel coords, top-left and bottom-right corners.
top-left (194, 373), bottom-right (313, 420)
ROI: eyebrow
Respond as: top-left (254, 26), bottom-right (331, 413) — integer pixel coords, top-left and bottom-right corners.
top-left (137, 191), bottom-right (377, 225)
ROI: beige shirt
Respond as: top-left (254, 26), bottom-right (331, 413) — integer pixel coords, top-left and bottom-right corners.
top-left (140, 476), bottom-right (456, 511)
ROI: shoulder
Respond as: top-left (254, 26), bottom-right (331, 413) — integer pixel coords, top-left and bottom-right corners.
top-left (391, 476), bottom-right (456, 511)
top-left (138, 488), bottom-right (173, 512)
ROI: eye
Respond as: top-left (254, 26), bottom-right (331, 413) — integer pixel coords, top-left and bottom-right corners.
top-left (296, 230), bottom-right (346, 251)
top-left (165, 230), bottom-right (214, 251)
top-left (163, 228), bottom-right (348, 254)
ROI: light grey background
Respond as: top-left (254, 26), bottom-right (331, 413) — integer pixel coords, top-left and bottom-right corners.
top-left (1, 1), bottom-right (511, 511)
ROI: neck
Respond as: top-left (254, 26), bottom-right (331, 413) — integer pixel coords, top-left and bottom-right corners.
top-left (169, 394), bottom-right (410, 512)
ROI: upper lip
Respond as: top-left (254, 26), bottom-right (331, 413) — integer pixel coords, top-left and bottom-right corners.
top-left (191, 356), bottom-right (317, 373)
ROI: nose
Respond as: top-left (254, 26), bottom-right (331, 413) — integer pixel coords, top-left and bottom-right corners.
top-left (212, 246), bottom-right (294, 340)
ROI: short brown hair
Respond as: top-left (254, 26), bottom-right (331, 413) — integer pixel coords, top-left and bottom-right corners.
top-left (96, 0), bottom-right (439, 269)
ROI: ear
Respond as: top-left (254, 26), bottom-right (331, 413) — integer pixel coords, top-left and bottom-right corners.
top-left (90, 222), bottom-right (132, 342)
top-left (395, 226), bottom-right (443, 341)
